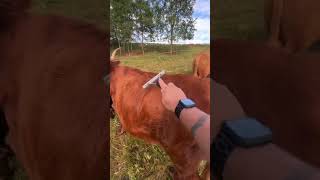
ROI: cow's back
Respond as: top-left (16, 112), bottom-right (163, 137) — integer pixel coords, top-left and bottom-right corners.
top-left (265, 0), bottom-right (320, 51)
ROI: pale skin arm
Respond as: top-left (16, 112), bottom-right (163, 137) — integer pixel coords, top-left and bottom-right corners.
top-left (158, 78), bottom-right (210, 162)
top-left (179, 107), bottom-right (210, 161)
top-left (213, 80), bottom-right (320, 180)
top-left (159, 78), bottom-right (320, 179)
top-left (224, 143), bottom-right (320, 180)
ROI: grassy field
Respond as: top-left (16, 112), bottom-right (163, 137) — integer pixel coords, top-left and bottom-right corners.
top-left (110, 44), bottom-right (209, 180)
top-left (213, 0), bottom-right (266, 40)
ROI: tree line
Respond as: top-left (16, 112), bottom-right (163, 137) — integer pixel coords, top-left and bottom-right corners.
top-left (111, 0), bottom-right (196, 55)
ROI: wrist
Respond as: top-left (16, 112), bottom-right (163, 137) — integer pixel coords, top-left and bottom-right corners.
top-left (224, 143), bottom-right (276, 178)
top-left (212, 118), bottom-right (273, 179)
top-left (179, 107), bottom-right (198, 120)
top-left (224, 143), bottom-right (319, 180)
top-left (179, 107), bottom-right (207, 131)
top-left (168, 98), bottom-right (184, 112)
top-left (174, 98), bottom-right (196, 119)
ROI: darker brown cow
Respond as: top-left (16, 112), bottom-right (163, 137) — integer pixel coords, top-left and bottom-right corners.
top-left (110, 61), bottom-right (210, 179)
top-left (213, 39), bottom-right (320, 168)
top-left (193, 50), bottom-right (210, 78)
top-left (0, 0), bottom-right (108, 179)
top-left (265, 0), bottom-right (320, 52)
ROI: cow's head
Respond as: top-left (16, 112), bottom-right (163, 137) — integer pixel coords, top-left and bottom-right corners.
top-left (109, 48), bottom-right (121, 119)
top-left (110, 48), bottom-right (121, 72)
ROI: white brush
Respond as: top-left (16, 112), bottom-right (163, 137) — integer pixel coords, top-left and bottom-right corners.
top-left (142, 70), bottom-right (166, 89)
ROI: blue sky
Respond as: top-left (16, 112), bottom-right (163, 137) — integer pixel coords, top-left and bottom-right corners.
top-left (180, 0), bottom-right (210, 44)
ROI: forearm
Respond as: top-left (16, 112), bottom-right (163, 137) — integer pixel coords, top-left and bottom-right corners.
top-left (179, 107), bottom-right (210, 161)
top-left (224, 144), bottom-right (320, 180)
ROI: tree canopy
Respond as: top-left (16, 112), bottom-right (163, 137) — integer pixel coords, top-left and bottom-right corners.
top-left (110, 0), bottom-right (196, 55)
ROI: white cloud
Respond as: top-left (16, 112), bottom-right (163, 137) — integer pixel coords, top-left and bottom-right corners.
top-left (178, 0), bottom-right (210, 44)
top-left (177, 17), bottom-right (210, 44)
top-left (195, 18), bottom-right (210, 44)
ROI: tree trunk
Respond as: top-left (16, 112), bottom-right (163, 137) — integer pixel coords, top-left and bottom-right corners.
top-left (127, 42), bottom-right (131, 56)
top-left (141, 30), bottom-right (144, 56)
top-left (170, 25), bottom-right (174, 55)
top-left (117, 39), bottom-right (121, 56)
top-left (170, 39), bottom-right (173, 55)
top-left (124, 42), bottom-right (128, 54)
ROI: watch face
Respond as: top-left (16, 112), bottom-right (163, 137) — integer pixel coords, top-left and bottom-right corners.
top-left (223, 118), bottom-right (272, 147)
top-left (180, 99), bottom-right (196, 108)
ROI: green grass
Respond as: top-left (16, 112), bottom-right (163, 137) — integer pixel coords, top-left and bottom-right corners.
top-left (112, 44), bottom-right (209, 73)
top-left (110, 45), bottom-right (209, 180)
top-left (213, 0), bottom-right (267, 40)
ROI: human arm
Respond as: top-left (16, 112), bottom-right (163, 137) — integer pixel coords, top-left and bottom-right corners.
top-left (158, 78), bottom-right (210, 161)
top-left (212, 80), bottom-right (320, 180)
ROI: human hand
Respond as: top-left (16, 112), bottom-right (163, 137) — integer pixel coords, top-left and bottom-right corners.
top-left (158, 78), bottom-right (187, 112)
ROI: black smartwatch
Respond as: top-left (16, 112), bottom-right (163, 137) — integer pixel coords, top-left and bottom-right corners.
top-left (212, 118), bottom-right (272, 179)
top-left (174, 98), bottom-right (196, 119)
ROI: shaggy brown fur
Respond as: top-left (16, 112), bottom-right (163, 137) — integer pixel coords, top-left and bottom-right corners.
top-left (265, 0), bottom-right (320, 52)
top-left (0, 0), bottom-right (108, 179)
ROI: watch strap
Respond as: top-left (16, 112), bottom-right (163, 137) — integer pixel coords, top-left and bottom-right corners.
top-left (212, 128), bottom-right (235, 179)
top-left (174, 101), bottom-right (184, 119)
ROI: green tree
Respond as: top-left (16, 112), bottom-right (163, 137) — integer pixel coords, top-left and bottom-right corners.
top-left (156, 0), bottom-right (196, 54)
top-left (132, 0), bottom-right (155, 55)
top-left (111, 0), bottom-right (134, 55)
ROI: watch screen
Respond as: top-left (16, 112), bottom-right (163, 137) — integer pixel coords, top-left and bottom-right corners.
top-left (181, 99), bottom-right (196, 108)
top-left (224, 118), bottom-right (272, 147)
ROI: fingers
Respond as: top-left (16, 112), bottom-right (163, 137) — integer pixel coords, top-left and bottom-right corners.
top-left (168, 82), bottom-right (173, 86)
top-left (158, 78), bottom-right (167, 89)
